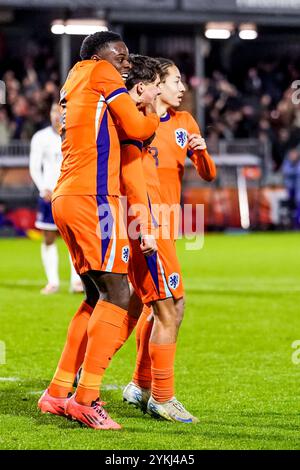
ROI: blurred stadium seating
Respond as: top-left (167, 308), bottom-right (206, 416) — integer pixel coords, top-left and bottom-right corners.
top-left (1, 0), bottom-right (300, 233)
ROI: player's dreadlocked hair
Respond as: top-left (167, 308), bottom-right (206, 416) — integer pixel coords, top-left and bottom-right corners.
top-left (80, 31), bottom-right (122, 60)
top-left (126, 54), bottom-right (162, 91)
top-left (156, 57), bottom-right (175, 82)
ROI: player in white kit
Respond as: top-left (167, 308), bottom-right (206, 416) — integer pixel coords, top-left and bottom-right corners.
top-left (29, 103), bottom-right (83, 295)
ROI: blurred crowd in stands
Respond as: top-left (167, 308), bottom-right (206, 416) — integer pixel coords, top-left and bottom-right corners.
top-left (0, 44), bottom-right (59, 145)
top-left (200, 61), bottom-right (300, 171)
top-left (1, 44), bottom-right (300, 175)
top-left (1, 42), bottom-right (300, 230)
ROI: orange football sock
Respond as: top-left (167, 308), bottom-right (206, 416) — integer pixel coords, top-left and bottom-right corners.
top-left (135, 305), bottom-right (152, 351)
top-left (114, 314), bottom-right (138, 353)
top-left (132, 307), bottom-right (153, 389)
top-left (49, 301), bottom-right (93, 398)
top-left (75, 300), bottom-right (127, 405)
top-left (149, 343), bottom-right (176, 402)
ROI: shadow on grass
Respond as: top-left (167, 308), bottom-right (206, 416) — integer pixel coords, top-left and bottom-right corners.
top-left (3, 382), bottom-right (298, 448)
top-left (0, 381), bottom-right (193, 436)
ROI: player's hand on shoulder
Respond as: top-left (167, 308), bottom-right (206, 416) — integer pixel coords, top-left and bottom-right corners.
top-left (188, 133), bottom-right (207, 151)
top-left (140, 234), bottom-right (157, 257)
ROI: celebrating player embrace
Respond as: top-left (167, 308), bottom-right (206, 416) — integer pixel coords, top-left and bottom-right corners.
top-left (38, 31), bottom-right (159, 430)
top-left (121, 56), bottom-right (216, 422)
top-left (38, 31), bottom-right (215, 430)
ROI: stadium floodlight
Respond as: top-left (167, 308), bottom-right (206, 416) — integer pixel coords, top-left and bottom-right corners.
top-left (51, 23), bottom-right (65, 35)
top-left (51, 19), bottom-right (108, 36)
top-left (51, 19), bottom-right (108, 83)
top-left (205, 22), bottom-right (233, 40)
top-left (239, 24), bottom-right (258, 40)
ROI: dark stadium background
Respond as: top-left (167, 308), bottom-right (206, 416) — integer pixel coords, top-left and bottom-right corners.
top-left (1, 0), bottom-right (300, 234)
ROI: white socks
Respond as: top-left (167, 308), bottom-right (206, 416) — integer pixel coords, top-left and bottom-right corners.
top-left (41, 242), bottom-right (59, 287)
top-left (41, 244), bottom-right (82, 290)
top-left (69, 254), bottom-right (82, 287)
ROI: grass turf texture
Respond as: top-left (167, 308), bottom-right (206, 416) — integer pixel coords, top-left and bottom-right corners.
top-left (0, 233), bottom-right (299, 450)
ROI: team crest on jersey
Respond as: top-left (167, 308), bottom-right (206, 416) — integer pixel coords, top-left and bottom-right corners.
top-left (168, 272), bottom-right (180, 290)
top-left (122, 246), bottom-right (130, 263)
top-left (175, 128), bottom-right (188, 148)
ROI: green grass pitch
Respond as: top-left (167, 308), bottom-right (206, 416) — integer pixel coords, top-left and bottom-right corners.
top-left (0, 233), bottom-right (299, 450)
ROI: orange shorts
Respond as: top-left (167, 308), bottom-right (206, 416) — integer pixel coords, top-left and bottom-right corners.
top-left (52, 195), bottom-right (129, 275)
top-left (128, 235), bottom-right (184, 304)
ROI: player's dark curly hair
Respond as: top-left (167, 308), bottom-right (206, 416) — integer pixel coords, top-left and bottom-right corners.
top-left (156, 57), bottom-right (175, 82)
top-left (80, 31), bottom-right (122, 60)
top-left (126, 54), bottom-right (162, 90)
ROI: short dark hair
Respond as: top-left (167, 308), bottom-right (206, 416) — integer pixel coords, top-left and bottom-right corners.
top-left (80, 31), bottom-right (122, 60)
top-left (156, 57), bottom-right (175, 82)
top-left (126, 54), bottom-right (161, 90)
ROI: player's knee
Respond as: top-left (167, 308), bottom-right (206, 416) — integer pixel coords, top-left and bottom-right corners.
top-left (84, 292), bottom-right (99, 309)
top-left (94, 272), bottom-right (130, 311)
top-left (80, 274), bottom-right (99, 308)
top-left (152, 298), bottom-right (177, 327)
top-left (128, 291), bottom-right (143, 319)
top-left (109, 282), bottom-right (130, 311)
top-left (43, 231), bottom-right (56, 245)
top-left (175, 296), bottom-right (185, 328)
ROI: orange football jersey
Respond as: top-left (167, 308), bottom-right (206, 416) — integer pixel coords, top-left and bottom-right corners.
top-left (120, 137), bottom-right (165, 230)
top-left (53, 59), bottom-right (159, 199)
top-left (150, 109), bottom-right (216, 207)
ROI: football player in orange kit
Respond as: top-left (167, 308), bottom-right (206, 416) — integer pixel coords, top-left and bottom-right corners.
top-left (120, 55), bottom-right (199, 423)
top-left (122, 58), bottom-right (216, 422)
top-left (37, 31), bottom-right (159, 430)
top-left (155, 57), bottom-right (216, 237)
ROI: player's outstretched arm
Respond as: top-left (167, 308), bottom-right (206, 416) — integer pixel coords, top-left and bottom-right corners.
top-left (109, 93), bottom-right (159, 141)
top-left (91, 60), bottom-right (160, 141)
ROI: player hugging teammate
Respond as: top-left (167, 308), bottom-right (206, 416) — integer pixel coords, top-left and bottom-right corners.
top-left (38, 31), bottom-right (216, 430)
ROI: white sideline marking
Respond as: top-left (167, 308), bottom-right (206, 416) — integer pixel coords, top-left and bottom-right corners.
top-left (1, 277), bottom-right (299, 291)
top-left (0, 377), bottom-right (21, 382)
top-left (28, 384), bottom-right (125, 395)
top-left (102, 384), bottom-right (125, 391)
top-left (0, 280), bottom-right (69, 287)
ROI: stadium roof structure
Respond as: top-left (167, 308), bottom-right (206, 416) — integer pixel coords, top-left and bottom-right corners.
top-left (1, 0), bottom-right (300, 26)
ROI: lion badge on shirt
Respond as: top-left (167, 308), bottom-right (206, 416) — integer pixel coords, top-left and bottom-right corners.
top-left (168, 272), bottom-right (180, 290)
top-left (122, 246), bottom-right (130, 263)
top-left (175, 128), bottom-right (188, 149)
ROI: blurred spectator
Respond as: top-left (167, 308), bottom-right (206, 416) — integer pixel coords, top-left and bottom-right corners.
top-left (282, 148), bottom-right (300, 228)
top-left (0, 107), bottom-right (11, 144)
top-left (185, 60), bottom-right (300, 170)
top-left (244, 67), bottom-right (262, 96)
top-left (0, 43), bottom-right (59, 142)
top-left (1, 41), bottom-right (300, 174)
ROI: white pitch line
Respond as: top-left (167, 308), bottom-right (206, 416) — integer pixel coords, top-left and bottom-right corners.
top-left (0, 377), bottom-right (21, 382)
top-left (102, 384), bottom-right (125, 391)
top-left (28, 384), bottom-right (125, 395)
top-left (0, 280), bottom-right (69, 287)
